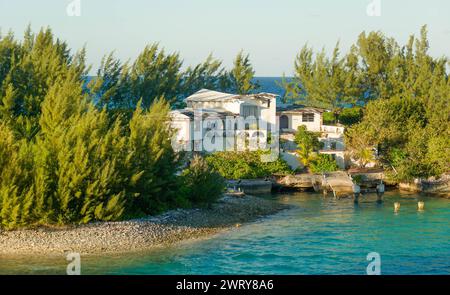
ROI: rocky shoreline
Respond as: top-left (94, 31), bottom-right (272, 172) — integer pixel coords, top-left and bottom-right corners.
top-left (0, 195), bottom-right (288, 256)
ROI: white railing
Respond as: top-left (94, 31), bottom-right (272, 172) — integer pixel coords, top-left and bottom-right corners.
top-left (321, 125), bottom-right (345, 134)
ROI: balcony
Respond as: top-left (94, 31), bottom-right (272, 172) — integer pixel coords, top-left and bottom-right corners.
top-left (321, 125), bottom-right (345, 135)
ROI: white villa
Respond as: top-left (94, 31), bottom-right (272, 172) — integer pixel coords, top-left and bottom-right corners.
top-left (170, 89), bottom-right (347, 169)
top-left (170, 89), bottom-right (277, 152)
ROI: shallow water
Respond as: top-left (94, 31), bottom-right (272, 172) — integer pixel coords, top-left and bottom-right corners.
top-left (1, 191), bottom-right (449, 274)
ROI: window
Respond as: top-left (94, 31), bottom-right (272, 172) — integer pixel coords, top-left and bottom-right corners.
top-left (302, 113), bottom-right (315, 122)
top-left (280, 115), bottom-right (289, 129)
top-left (241, 105), bottom-right (259, 118)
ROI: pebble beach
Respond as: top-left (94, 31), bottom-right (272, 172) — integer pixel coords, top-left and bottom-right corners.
top-left (0, 195), bottom-right (288, 256)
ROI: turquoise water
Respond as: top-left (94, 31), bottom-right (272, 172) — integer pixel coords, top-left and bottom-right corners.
top-left (1, 191), bottom-right (449, 274)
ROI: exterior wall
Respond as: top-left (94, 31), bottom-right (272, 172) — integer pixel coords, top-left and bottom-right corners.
top-left (291, 113), bottom-right (321, 132)
top-left (170, 114), bottom-right (192, 152)
top-left (189, 100), bottom-right (241, 114)
top-left (189, 97), bottom-right (276, 128)
top-left (281, 151), bottom-right (302, 170)
top-left (319, 125), bottom-right (346, 169)
top-left (279, 112), bottom-right (322, 133)
top-left (259, 97), bottom-right (277, 128)
top-left (319, 137), bottom-right (345, 151)
top-left (321, 125), bottom-right (345, 136)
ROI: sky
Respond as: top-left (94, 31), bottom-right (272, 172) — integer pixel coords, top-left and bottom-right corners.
top-left (0, 0), bottom-right (449, 76)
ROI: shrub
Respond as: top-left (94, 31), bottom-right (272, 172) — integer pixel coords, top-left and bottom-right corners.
top-left (206, 150), bottom-right (292, 179)
top-left (339, 107), bottom-right (362, 126)
top-left (322, 112), bottom-right (335, 125)
top-left (310, 154), bottom-right (339, 173)
top-left (180, 155), bottom-right (225, 207)
top-left (323, 108), bottom-right (362, 126)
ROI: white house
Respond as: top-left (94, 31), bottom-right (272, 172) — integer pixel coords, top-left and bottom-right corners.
top-left (170, 89), bottom-right (277, 152)
top-left (277, 105), bottom-right (346, 169)
top-left (277, 106), bottom-right (324, 132)
top-left (170, 89), bottom-right (347, 169)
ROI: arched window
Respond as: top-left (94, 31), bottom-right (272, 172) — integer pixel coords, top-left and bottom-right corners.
top-left (280, 115), bottom-right (289, 129)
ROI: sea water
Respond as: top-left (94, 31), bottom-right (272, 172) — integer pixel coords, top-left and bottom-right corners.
top-left (1, 191), bottom-right (449, 275)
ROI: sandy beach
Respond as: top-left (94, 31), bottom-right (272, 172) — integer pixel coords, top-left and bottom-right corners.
top-left (0, 195), bottom-right (288, 256)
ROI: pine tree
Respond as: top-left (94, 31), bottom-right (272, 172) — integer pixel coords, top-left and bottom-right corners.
top-left (181, 54), bottom-right (231, 99)
top-left (290, 43), bottom-right (361, 111)
top-left (130, 44), bottom-right (183, 107)
top-left (127, 98), bottom-right (181, 214)
top-left (229, 50), bottom-right (259, 94)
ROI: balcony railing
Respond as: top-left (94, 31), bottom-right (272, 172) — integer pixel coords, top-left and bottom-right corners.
top-left (321, 125), bottom-right (345, 134)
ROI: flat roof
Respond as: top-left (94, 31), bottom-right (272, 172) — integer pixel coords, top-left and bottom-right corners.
top-left (277, 105), bottom-right (326, 113)
top-left (170, 108), bottom-right (237, 120)
top-left (186, 89), bottom-right (277, 103)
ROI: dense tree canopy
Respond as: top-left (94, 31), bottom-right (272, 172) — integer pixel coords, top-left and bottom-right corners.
top-left (343, 26), bottom-right (449, 180)
top-left (0, 27), bottom-right (229, 229)
top-left (282, 42), bottom-right (363, 110)
top-left (89, 48), bottom-right (259, 110)
top-left (284, 25), bottom-right (448, 180)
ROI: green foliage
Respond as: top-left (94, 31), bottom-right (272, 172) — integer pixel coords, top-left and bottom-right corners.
top-left (283, 25), bottom-right (448, 113)
top-left (0, 27), bottom-right (87, 140)
top-left (344, 124), bottom-right (376, 168)
top-left (126, 98), bottom-right (181, 215)
top-left (0, 27), bottom-right (266, 229)
top-left (338, 107), bottom-right (362, 126)
top-left (180, 155), bottom-right (225, 207)
top-left (309, 154), bottom-right (339, 173)
top-left (89, 48), bottom-right (260, 110)
top-left (0, 28), bottom-right (184, 229)
top-left (336, 25), bottom-right (450, 180)
top-left (426, 135), bottom-right (450, 177)
top-left (294, 126), bottom-right (339, 172)
top-left (89, 45), bottom-right (183, 109)
top-left (346, 80), bottom-right (449, 180)
top-left (206, 150), bottom-right (291, 179)
top-left (229, 50), bottom-right (259, 94)
top-left (322, 112), bottom-right (335, 125)
top-left (1, 24), bottom-right (447, 227)
top-left (285, 42), bottom-right (363, 110)
top-left (294, 126), bottom-right (322, 166)
top-left (0, 85), bottom-right (182, 229)
top-left (181, 54), bottom-right (231, 98)
top-left (276, 74), bottom-right (298, 104)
